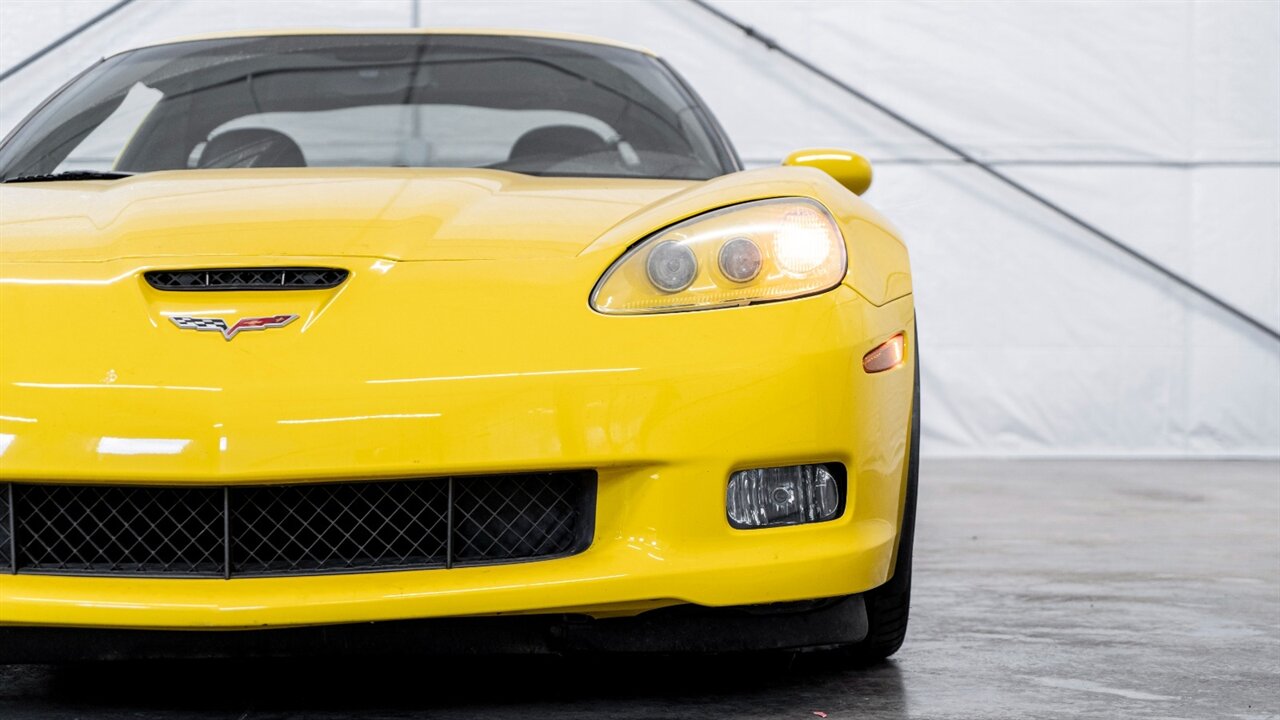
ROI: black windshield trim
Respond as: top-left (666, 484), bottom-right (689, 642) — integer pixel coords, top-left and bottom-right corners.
top-left (1, 170), bottom-right (136, 184)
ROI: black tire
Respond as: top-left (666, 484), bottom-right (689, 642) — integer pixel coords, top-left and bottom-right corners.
top-left (838, 327), bottom-right (919, 664)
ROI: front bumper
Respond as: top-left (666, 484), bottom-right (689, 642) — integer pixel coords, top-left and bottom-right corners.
top-left (0, 285), bottom-right (915, 630)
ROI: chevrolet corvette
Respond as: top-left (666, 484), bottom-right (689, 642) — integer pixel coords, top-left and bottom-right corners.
top-left (0, 30), bottom-right (917, 662)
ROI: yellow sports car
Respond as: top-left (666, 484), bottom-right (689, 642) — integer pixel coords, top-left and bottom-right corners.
top-left (0, 30), bottom-right (917, 662)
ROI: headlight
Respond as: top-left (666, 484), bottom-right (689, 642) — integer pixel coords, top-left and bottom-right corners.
top-left (590, 197), bottom-right (847, 314)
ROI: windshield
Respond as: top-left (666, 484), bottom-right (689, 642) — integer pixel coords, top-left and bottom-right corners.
top-left (0, 34), bottom-right (738, 182)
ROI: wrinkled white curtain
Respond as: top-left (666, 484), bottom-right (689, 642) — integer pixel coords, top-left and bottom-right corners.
top-left (2, 0), bottom-right (1277, 456)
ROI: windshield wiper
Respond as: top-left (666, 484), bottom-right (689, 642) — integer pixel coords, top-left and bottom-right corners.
top-left (2, 170), bottom-right (135, 184)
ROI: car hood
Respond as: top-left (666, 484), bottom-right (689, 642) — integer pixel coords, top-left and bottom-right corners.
top-left (0, 168), bottom-right (695, 263)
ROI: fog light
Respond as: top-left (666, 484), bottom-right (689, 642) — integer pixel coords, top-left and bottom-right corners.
top-left (726, 464), bottom-right (843, 528)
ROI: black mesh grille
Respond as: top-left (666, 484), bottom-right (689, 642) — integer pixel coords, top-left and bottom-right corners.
top-left (453, 474), bottom-right (587, 564)
top-left (0, 485), bottom-right (12, 572)
top-left (0, 473), bottom-right (593, 578)
top-left (230, 481), bottom-right (450, 575)
top-left (13, 485), bottom-right (224, 575)
top-left (145, 267), bottom-right (348, 291)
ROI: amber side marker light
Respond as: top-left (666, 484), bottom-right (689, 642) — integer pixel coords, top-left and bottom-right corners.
top-left (863, 333), bottom-right (905, 373)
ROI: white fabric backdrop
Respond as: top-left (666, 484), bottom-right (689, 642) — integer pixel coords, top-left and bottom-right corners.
top-left (2, 0), bottom-right (1277, 457)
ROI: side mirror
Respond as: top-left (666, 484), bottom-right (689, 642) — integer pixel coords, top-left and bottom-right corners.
top-left (783, 148), bottom-right (873, 195)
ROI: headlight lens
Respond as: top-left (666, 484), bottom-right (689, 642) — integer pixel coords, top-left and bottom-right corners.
top-left (718, 237), bottom-right (763, 282)
top-left (590, 197), bottom-right (846, 314)
top-left (646, 240), bottom-right (698, 292)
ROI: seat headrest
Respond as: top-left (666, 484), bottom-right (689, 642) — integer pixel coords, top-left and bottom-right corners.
top-left (198, 128), bottom-right (306, 169)
top-left (508, 125), bottom-right (608, 162)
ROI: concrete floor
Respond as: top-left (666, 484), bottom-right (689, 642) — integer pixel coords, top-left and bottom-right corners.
top-left (1, 459), bottom-right (1277, 719)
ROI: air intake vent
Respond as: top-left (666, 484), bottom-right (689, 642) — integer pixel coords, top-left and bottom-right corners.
top-left (145, 267), bottom-right (348, 291)
top-left (0, 473), bottom-right (595, 578)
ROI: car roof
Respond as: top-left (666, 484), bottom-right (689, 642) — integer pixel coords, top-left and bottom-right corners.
top-left (128, 28), bottom-right (657, 57)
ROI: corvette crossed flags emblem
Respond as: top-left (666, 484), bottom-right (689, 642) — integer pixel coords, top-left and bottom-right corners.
top-left (169, 314), bottom-right (298, 341)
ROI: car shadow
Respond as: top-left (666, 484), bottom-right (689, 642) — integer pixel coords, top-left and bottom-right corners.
top-left (8, 653), bottom-right (909, 719)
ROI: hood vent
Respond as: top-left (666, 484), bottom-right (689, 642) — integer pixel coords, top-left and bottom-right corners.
top-left (145, 267), bottom-right (349, 291)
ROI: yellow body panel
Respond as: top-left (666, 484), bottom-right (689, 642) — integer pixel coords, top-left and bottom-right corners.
top-left (0, 166), bottom-right (914, 630)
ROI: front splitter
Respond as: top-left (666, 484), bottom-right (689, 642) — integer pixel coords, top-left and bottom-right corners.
top-left (0, 595), bottom-right (867, 662)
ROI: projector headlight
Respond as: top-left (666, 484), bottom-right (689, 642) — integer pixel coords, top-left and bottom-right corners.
top-left (590, 197), bottom-right (847, 314)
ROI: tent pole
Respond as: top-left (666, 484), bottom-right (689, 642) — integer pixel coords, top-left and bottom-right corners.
top-left (0, 0), bottom-right (138, 83)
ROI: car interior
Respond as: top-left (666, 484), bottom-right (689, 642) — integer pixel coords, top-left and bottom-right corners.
top-left (194, 122), bottom-right (617, 170)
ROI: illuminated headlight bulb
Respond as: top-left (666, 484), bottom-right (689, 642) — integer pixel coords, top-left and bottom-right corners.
top-left (646, 240), bottom-right (697, 292)
top-left (773, 206), bottom-right (833, 274)
top-left (718, 237), bottom-right (762, 282)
